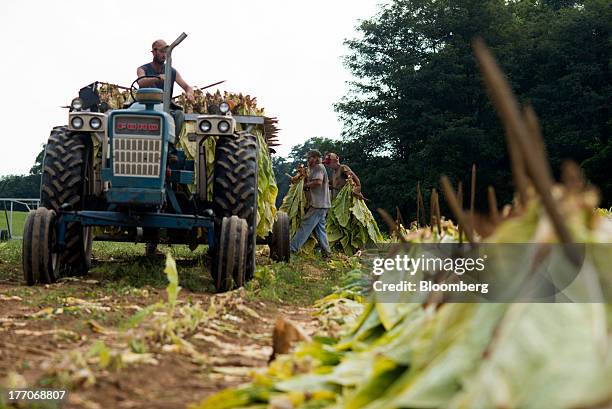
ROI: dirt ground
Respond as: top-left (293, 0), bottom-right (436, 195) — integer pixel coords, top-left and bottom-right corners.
top-left (0, 247), bottom-right (329, 409)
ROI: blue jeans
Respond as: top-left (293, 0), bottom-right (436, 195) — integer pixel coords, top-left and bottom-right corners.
top-left (290, 208), bottom-right (332, 254)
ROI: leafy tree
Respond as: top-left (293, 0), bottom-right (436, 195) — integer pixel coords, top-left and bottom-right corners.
top-left (272, 156), bottom-right (294, 208)
top-left (0, 145), bottom-right (44, 202)
top-left (29, 144), bottom-right (46, 175)
top-left (336, 0), bottom-right (611, 224)
top-left (287, 137), bottom-right (346, 163)
top-left (0, 174), bottom-right (41, 201)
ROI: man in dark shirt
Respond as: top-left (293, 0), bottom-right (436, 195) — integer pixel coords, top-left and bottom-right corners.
top-left (139, 40), bottom-right (194, 257)
top-left (137, 39), bottom-right (194, 100)
top-left (289, 150), bottom-right (332, 258)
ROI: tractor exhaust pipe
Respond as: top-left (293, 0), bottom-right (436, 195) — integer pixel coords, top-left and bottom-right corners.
top-left (163, 32), bottom-right (188, 114)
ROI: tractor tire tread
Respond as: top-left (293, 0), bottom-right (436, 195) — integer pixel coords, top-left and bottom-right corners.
top-left (40, 126), bottom-right (92, 276)
top-left (213, 132), bottom-right (258, 281)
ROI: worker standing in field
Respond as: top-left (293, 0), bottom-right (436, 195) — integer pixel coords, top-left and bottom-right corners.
top-left (137, 39), bottom-right (195, 100)
top-left (290, 150), bottom-right (332, 258)
top-left (323, 153), bottom-right (363, 200)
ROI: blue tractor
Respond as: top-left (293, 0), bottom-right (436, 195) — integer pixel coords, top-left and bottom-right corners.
top-left (22, 33), bottom-right (286, 292)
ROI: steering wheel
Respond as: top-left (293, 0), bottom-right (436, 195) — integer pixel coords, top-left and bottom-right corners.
top-left (130, 75), bottom-right (162, 101)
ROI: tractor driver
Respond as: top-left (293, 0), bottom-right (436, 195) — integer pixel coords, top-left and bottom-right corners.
top-left (137, 39), bottom-right (195, 101)
top-left (138, 39), bottom-right (194, 258)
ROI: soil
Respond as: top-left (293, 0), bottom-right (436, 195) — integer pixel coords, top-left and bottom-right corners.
top-left (0, 263), bottom-right (319, 409)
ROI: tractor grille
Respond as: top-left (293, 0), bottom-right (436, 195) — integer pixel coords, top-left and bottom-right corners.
top-left (113, 137), bottom-right (161, 178)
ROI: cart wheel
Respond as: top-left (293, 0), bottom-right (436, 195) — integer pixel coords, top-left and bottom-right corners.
top-left (22, 207), bottom-right (60, 285)
top-left (213, 132), bottom-right (258, 282)
top-left (213, 216), bottom-right (248, 292)
top-left (270, 211), bottom-right (290, 262)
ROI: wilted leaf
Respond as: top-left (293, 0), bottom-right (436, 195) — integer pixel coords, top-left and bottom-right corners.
top-left (165, 253), bottom-right (181, 309)
top-left (87, 320), bottom-right (110, 334)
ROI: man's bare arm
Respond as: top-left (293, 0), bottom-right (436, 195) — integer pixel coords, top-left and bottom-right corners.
top-left (342, 166), bottom-right (361, 187)
top-left (136, 67), bottom-right (161, 88)
top-left (348, 170), bottom-right (361, 187)
top-left (306, 178), bottom-right (323, 188)
top-left (176, 71), bottom-right (194, 99)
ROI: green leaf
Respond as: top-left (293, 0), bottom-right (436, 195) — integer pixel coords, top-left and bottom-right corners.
top-left (447, 304), bottom-right (612, 409)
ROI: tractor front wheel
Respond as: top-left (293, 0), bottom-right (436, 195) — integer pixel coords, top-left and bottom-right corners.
top-left (213, 216), bottom-right (248, 292)
top-left (22, 207), bottom-right (60, 285)
top-left (40, 126), bottom-right (93, 276)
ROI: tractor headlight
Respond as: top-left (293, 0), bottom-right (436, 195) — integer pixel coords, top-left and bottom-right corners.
top-left (219, 102), bottom-right (230, 114)
top-left (71, 116), bottom-right (84, 129)
top-left (218, 120), bottom-right (230, 133)
top-left (89, 117), bottom-right (102, 130)
top-left (199, 120), bottom-right (212, 132)
top-left (71, 98), bottom-right (84, 111)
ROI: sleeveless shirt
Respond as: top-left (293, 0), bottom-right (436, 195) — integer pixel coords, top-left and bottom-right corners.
top-left (139, 62), bottom-right (177, 96)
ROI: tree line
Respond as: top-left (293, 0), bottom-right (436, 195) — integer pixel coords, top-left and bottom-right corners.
top-left (275, 0), bottom-right (611, 225)
top-left (5, 0), bottom-right (610, 225)
top-left (0, 146), bottom-right (44, 205)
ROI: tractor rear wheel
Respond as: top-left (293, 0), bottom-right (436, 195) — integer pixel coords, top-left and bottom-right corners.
top-left (22, 207), bottom-right (60, 285)
top-left (270, 211), bottom-right (290, 262)
top-left (213, 132), bottom-right (258, 281)
top-left (213, 216), bottom-right (248, 292)
top-left (40, 126), bottom-right (93, 276)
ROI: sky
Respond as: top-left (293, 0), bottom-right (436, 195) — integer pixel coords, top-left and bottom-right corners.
top-left (0, 0), bottom-right (385, 176)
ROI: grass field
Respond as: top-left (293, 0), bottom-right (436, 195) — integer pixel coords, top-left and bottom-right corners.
top-left (0, 207), bottom-right (356, 306)
top-left (0, 235), bottom-right (356, 306)
top-left (0, 210), bottom-right (27, 238)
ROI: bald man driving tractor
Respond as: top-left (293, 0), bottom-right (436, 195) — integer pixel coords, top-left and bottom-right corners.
top-left (137, 39), bottom-right (194, 101)
top-left (137, 39), bottom-right (195, 257)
